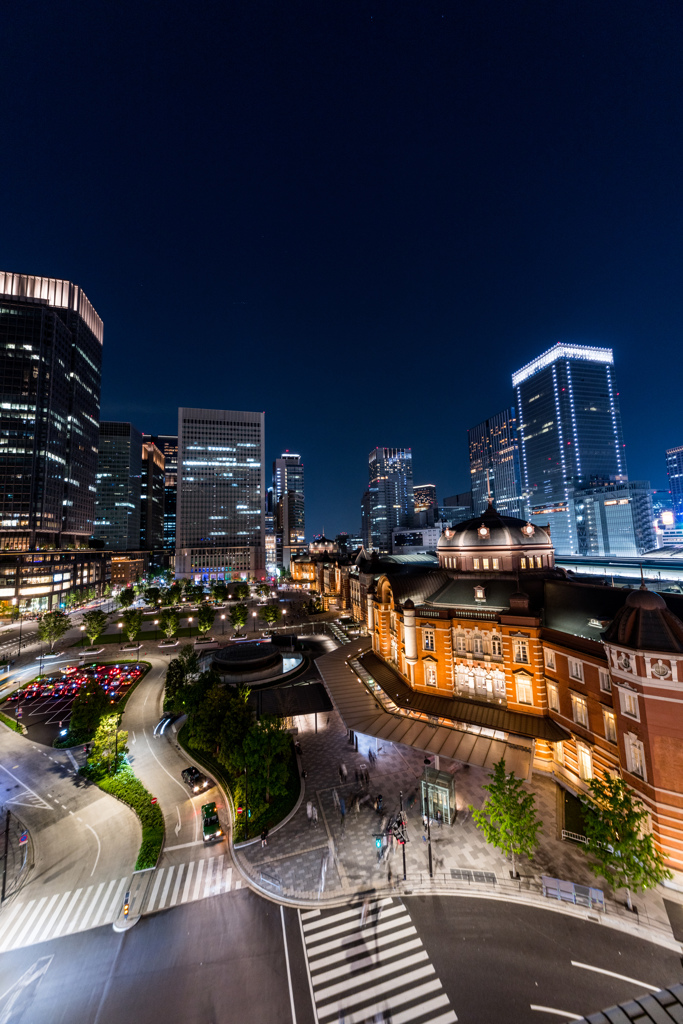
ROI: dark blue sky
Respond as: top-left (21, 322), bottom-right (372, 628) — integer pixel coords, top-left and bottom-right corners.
top-left (4, 1), bottom-right (683, 535)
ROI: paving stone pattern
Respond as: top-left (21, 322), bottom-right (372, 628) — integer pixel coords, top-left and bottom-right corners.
top-left (234, 708), bottom-right (673, 934)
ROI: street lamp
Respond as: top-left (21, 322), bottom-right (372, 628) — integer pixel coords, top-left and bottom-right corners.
top-left (11, 598), bottom-right (24, 660)
top-left (80, 624), bottom-right (86, 648)
top-left (423, 757), bottom-right (433, 878)
top-left (220, 613), bottom-right (226, 635)
top-left (252, 611), bottom-right (257, 636)
top-left (188, 616), bottom-right (193, 637)
top-left (118, 621), bottom-right (124, 649)
top-left (154, 619), bottom-right (159, 641)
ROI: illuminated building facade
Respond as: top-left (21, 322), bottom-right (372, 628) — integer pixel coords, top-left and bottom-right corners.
top-left (513, 344), bottom-right (627, 554)
top-left (93, 423), bottom-right (143, 550)
top-left (0, 272), bottom-right (103, 550)
top-left (413, 484), bottom-right (438, 527)
top-left (143, 434), bottom-right (178, 550)
top-left (140, 440), bottom-right (165, 550)
top-left (365, 502), bottom-right (683, 873)
top-left (272, 452), bottom-right (305, 567)
top-left (176, 407), bottom-right (265, 581)
top-left (468, 407), bottom-right (526, 519)
top-left (666, 445), bottom-right (683, 526)
top-left (367, 447), bottom-right (414, 553)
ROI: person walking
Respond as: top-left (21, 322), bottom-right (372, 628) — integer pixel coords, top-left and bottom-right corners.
top-left (312, 805), bottom-right (318, 827)
top-left (333, 788), bottom-right (340, 811)
top-left (437, 809), bottom-right (443, 828)
top-left (261, 827), bottom-right (268, 848)
top-left (341, 762), bottom-right (347, 782)
top-left (307, 800), bottom-right (313, 828)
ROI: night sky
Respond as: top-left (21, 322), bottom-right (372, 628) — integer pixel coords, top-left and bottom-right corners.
top-left (4, 2), bottom-right (683, 536)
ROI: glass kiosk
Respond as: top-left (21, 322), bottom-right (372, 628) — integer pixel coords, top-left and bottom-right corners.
top-left (420, 766), bottom-right (456, 825)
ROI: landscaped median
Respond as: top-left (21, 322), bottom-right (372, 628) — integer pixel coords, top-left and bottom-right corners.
top-left (89, 764), bottom-right (165, 870)
top-left (0, 710), bottom-right (23, 734)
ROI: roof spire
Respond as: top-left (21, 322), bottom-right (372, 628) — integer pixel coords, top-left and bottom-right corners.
top-left (640, 563), bottom-right (647, 590)
top-left (486, 468), bottom-right (493, 507)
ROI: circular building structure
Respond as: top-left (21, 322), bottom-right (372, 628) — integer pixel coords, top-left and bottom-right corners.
top-left (437, 501), bottom-right (554, 572)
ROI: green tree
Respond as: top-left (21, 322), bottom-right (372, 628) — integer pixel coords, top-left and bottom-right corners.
top-left (103, 584), bottom-right (112, 599)
top-left (38, 610), bottom-right (71, 653)
top-left (82, 609), bottom-right (108, 646)
top-left (69, 677), bottom-right (109, 739)
top-left (186, 678), bottom-right (232, 752)
top-left (229, 603), bottom-right (248, 634)
top-left (233, 582), bottom-right (250, 601)
top-left (261, 604), bottom-right (282, 628)
top-left (144, 586), bottom-right (160, 605)
top-left (197, 602), bottom-right (215, 636)
top-left (163, 656), bottom-right (187, 712)
top-left (184, 582), bottom-right (204, 603)
top-left (244, 716), bottom-right (292, 804)
top-left (581, 774), bottom-right (672, 911)
top-left (117, 588), bottom-right (135, 609)
top-left (469, 758), bottom-right (542, 878)
top-left (254, 582), bottom-right (271, 599)
top-left (210, 581), bottom-right (228, 604)
top-left (279, 567), bottom-right (292, 581)
top-left (121, 608), bottom-right (143, 643)
top-left (159, 608), bottom-right (179, 639)
top-left (218, 687), bottom-right (254, 774)
top-left (167, 583), bottom-right (182, 606)
top-left (91, 713), bottom-right (128, 775)
top-left (177, 643), bottom-right (200, 680)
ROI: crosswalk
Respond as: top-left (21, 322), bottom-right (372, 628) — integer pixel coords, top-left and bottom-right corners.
top-left (301, 897), bottom-right (457, 1024)
top-left (0, 854), bottom-right (240, 952)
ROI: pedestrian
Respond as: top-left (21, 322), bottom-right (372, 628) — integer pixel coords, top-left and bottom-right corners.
top-left (340, 797), bottom-right (346, 819)
top-left (333, 788), bottom-right (340, 810)
top-left (338, 765), bottom-right (344, 784)
top-left (377, 794), bottom-right (383, 813)
top-left (312, 806), bottom-right (318, 827)
top-left (307, 800), bottom-right (313, 827)
top-left (423, 813), bottom-right (428, 831)
top-left (261, 827), bottom-right (268, 847)
top-left (437, 809), bottom-right (443, 829)
top-left (387, 865), bottom-right (392, 888)
top-left (341, 762), bottom-right (347, 782)
top-left (355, 768), bottom-right (360, 784)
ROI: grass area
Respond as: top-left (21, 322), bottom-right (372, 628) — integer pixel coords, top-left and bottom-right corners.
top-left (86, 764), bottom-right (165, 870)
top-left (0, 710), bottom-right (23, 733)
top-left (177, 724), bottom-right (301, 843)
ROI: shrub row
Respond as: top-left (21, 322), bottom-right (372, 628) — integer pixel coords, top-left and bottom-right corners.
top-left (95, 765), bottom-right (165, 870)
top-left (0, 711), bottom-right (23, 734)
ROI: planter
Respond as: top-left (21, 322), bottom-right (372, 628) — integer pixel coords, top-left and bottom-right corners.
top-left (80, 646), bottom-right (105, 656)
top-left (158, 639), bottom-right (179, 648)
top-left (121, 643), bottom-right (142, 652)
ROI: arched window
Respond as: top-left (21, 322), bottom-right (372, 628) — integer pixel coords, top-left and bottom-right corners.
top-left (491, 634), bottom-right (502, 657)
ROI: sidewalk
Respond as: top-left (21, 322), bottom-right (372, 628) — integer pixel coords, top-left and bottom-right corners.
top-left (233, 704), bottom-right (682, 945)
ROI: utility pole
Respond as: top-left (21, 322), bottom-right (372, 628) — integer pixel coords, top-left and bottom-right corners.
top-left (399, 790), bottom-right (407, 881)
top-left (2, 809), bottom-right (10, 901)
top-left (244, 766), bottom-right (249, 841)
top-left (424, 758), bottom-right (433, 878)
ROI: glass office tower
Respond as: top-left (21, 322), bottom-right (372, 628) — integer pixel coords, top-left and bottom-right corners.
top-left (513, 344), bottom-right (627, 554)
top-left (140, 440), bottom-right (165, 550)
top-left (0, 272), bottom-right (103, 549)
top-left (272, 452), bottom-right (305, 567)
top-left (367, 447), bottom-right (414, 553)
top-left (143, 434), bottom-right (178, 550)
top-left (176, 408), bottom-right (265, 580)
top-left (93, 423), bottom-right (143, 550)
top-left (666, 445), bottom-right (683, 526)
top-left (468, 407), bottom-right (526, 518)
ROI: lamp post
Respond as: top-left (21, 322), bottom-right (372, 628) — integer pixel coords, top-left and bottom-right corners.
top-left (118, 621), bottom-right (124, 649)
top-left (11, 599), bottom-right (24, 660)
top-left (244, 765), bottom-right (249, 841)
top-left (399, 790), bottom-right (407, 881)
top-left (252, 611), bottom-right (257, 636)
top-left (80, 624), bottom-right (86, 648)
top-left (188, 616), bottom-right (193, 638)
top-left (220, 613), bottom-right (226, 635)
top-left (154, 619), bottom-right (159, 641)
top-left (423, 757), bottom-right (433, 878)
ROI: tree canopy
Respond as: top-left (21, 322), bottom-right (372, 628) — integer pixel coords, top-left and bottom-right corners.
top-left (232, 582), bottom-right (250, 601)
top-left (244, 716), bottom-right (292, 804)
top-left (230, 603), bottom-right (248, 633)
top-left (469, 758), bottom-right (542, 877)
top-left (197, 602), bottom-right (215, 635)
top-left (160, 608), bottom-right (179, 639)
top-left (69, 677), bottom-right (109, 739)
top-left (121, 608), bottom-right (143, 642)
top-left (261, 604), bottom-right (282, 627)
top-left (38, 610), bottom-right (71, 652)
top-left (117, 588), bottom-right (135, 609)
top-left (82, 609), bottom-right (108, 645)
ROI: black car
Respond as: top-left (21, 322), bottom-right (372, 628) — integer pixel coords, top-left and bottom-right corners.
top-left (181, 766), bottom-right (211, 793)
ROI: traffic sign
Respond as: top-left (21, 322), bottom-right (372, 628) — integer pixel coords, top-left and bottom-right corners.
top-left (150, 797), bottom-right (157, 805)
top-left (15, 708), bottom-right (22, 719)
top-left (236, 805), bottom-right (243, 814)
top-left (19, 832), bottom-right (28, 846)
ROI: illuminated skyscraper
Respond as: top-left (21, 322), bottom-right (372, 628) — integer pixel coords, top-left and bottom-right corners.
top-left (468, 408), bottom-right (526, 519)
top-left (0, 272), bottom-right (103, 549)
top-left (513, 344), bottom-right (627, 554)
top-left (367, 447), bottom-right (414, 553)
top-left (413, 484), bottom-right (438, 526)
top-left (140, 440), bottom-right (165, 550)
top-left (176, 407), bottom-right (265, 580)
top-left (143, 434), bottom-right (177, 550)
top-left (93, 423), bottom-right (143, 550)
top-left (666, 445), bottom-right (683, 526)
top-left (272, 451), bottom-right (305, 566)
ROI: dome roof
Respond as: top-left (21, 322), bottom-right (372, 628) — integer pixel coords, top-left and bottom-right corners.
top-left (437, 502), bottom-right (552, 551)
top-left (603, 585), bottom-right (683, 653)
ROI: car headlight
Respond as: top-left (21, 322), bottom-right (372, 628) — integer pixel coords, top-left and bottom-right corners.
top-left (193, 785), bottom-right (199, 792)
top-left (216, 830), bottom-right (222, 836)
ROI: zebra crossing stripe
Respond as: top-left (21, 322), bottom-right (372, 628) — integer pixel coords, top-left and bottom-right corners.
top-left (12, 897), bottom-right (48, 949)
top-left (52, 889), bottom-right (83, 939)
top-left (70, 885), bottom-right (94, 931)
top-left (147, 869), bottom-right (164, 911)
top-left (41, 890), bottom-right (72, 942)
top-left (170, 865), bottom-right (185, 906)
top-left (90, 879), bottom-right (117, 929)
top-left (1, 900), bottom-right (36, 950)
top-left (0, 901), bottom-right (24, 943)
top-left (158, 867), bottom-right (175, 909)
top-left (309, 925), bottom-right (418, 972)
top-left (23, 893), bottom-right (59, 947)
top-left (316, 965), bottom-right (437, 1020)
top-left (303, 898), bottom-right (393, 932)
top-left (192, 859), bottom-right (205, 901)
top-left (79, 882), bottom-right (106, 931)
top-left (106, 878), bottom-right (128, 920)
top-left (313, 936), bottom-right (425, 984)
top-left (306, 912), bottom-right (412, 956)
top-left (325, 978), bottom-right (445, 1024)
top-left (315, 950), bottom-right (429, 1003)
top-left (181, 861), bottom-right (195, 903)
top-left (306, 903), bottom-right (404, 943)
top-left (203, 858), bottom-right (215, 898)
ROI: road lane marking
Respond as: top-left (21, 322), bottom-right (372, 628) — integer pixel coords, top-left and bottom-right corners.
top-left (531, 1008), bottom-right (582, 1020)
top-left (314, 950), bottom-right (429, 1003)
top-left (85, 823), bottom-right (102, 876)
top-left (281, 906), bottom-right (298, 1024)
top-left (79, 882), bottom-right (105, 931)
top-left (147, 869), bottom-right (164, 912)
top-left (223, 867), bottom-right (232, 893)
top-left (0, 765), bottom-right (51, 810)
top-left (90, 879), bottom-right (117, 929)
top-left (164, 840), bottom-right (203, 850)
top-left (22, 894), bottom-right (59, 948)
top-left (41, 891), bottom-right (72, 942)
top-left (192, 859), bottom-right (205, 900)
top-left (203, 857), bottom-right (215, 898)
top-left (158, 866), bottom-right (175, 908)
top-left (212, 855), bottom-right (225, 896)
top-left (50, 889), bottom-right (82, 939)
top-left (570, 961), bottom-right (660, 992)
top-left (170, 864), bottom-right (185, 905)
top-left (0, 903), bottom-right (24, 943)
top-left (181, 861), bottom-right (195, 903)
top-left (175, 805), bottom-right (181, 836)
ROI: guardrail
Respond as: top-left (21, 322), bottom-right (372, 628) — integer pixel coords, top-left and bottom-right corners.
top-left (562, 828), bottom-right (588, 844)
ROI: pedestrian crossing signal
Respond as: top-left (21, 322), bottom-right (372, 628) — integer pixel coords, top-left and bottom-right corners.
top-left (375, 836), bottom-right (382, 848)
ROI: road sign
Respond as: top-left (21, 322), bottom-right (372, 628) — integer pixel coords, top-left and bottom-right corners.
top-left (15, 707), bottom-right (22, 719)
top-left (236, 805), bottom-right (243, 814)
top-left (150, 797), bottom-right (157, 805)
top-left (19, 832), bottom-right (28, 846)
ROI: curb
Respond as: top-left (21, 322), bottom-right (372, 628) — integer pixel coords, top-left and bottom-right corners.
top-left (234, 750), bottom-right (306, 849)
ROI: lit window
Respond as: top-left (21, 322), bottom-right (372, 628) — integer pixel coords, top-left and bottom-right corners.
top-left (492, 558), bottom-right (499, 569)
top-left (621, 689), bottom-right (639, 720)
top-left (516, 677), bottom-right (533, 705)
top-left (626, 734), bottom-right (646, 779)
top-left (491, 635), bottom-right (502, 656)
top-left (482, 558), bottom-right (489, 570)
top-left (473, 635), bottom-right (483, 655)
top-left (555, 740), bottom-right (564, 765)
top-left (603, 710), bottom-right (617, 744)
top-left (456, 633), bottom-right (467, 653)
top-left (425, 664), bottom-right (437, 687)
top-left (423, 629), bottom-right (435, 652)
top-left (568, 659), bottom-right (584, 682)
top-left (599, 670), bottom-right (611, 693)
top-left (544, 648), bottom-right (556, 671)
top-left (513, 640), bottom-right (529, 664)
top-left (520, 557), bottom-right (527, 569)
top-left (474, 586), bottom-right (486, 602)
top-left (577, 742), bottom-right (593, 781)
top-left (547, 682), bottom-right (560, 712)
top-left (571, 694), bottom-right (588, 727)
top-left (473, 558), bottom-right (480, 570)
top-left (536, 556), bottom-right (543, 568)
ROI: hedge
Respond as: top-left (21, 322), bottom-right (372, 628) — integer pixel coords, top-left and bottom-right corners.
top-left (0, 711), bottom-right (23, 734)
top-left (94, 765), bottom-right (165, 870)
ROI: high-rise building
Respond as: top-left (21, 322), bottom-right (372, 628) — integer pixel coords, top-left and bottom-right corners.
top-left (440, 491), bottom-right (474, 527)
top-left (0, 272), bottom-right (103, 550)
top-left (176, 407), bottom-right (265, 581)
top-left (513, 343), bottom-right (627, 554)
top-left (140, 440), bottom-right (165, 550)
top-left (666, 445), bottom-right (683, 525)
top-left (93, 423), bottom-right (143, 550)
top-left (628, 481), bottom-right (657, 555)
top-left (468, 408), bottom-right (526, 519)
top-left (143, 434), bottom-right (177, 550)
top-left (366, 447), bottom-right (414, 553)
top-left (272, 452), bottom-right (305, 567)
top-left (413, 484), bottom-right (438, 527)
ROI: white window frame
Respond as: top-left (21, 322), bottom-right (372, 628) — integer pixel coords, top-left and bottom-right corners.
top-left (492, 557), bottom-right (499, 570)
top-left (599, 669), bottom-right (611, 693)
top-left (455, 633), bottom-right (467, 654)
top-left (546, 681), bottom-right (560, 712)
top-left (625, 733), bottom-right (647, 781)
top-left (482, 558), bottom-right (489, 570)
top-left (555, 740), bottom-right (564, 766)
top-left (577, 742), bottom-right (593, 781)
top-left (422, 628), bottom-right (435, 652)
top-left (473, 558), bottom-right (480, 570)
top-left (513, 640), bottom-right (529, 664)
top-left (603, 708), bottom-right (617, 744)
top-left (425, 663), bottom-right (438, 687)
top-left (571, 693), bottom-right (588, 728)
top-left (568, 658), bottom-right (584, 682)
top-left (516, 677), bottom-right (533, 705)
top-left (619, 688), bottom-right (640, 721)
top-left (520, 557), bottom-right (527, 569)
top-left (491, 634), bottom-right (502, 657)
top-left (544, 648), bottom-right (556, 671)
top-left (473, 634), bottom-right (483, 655)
